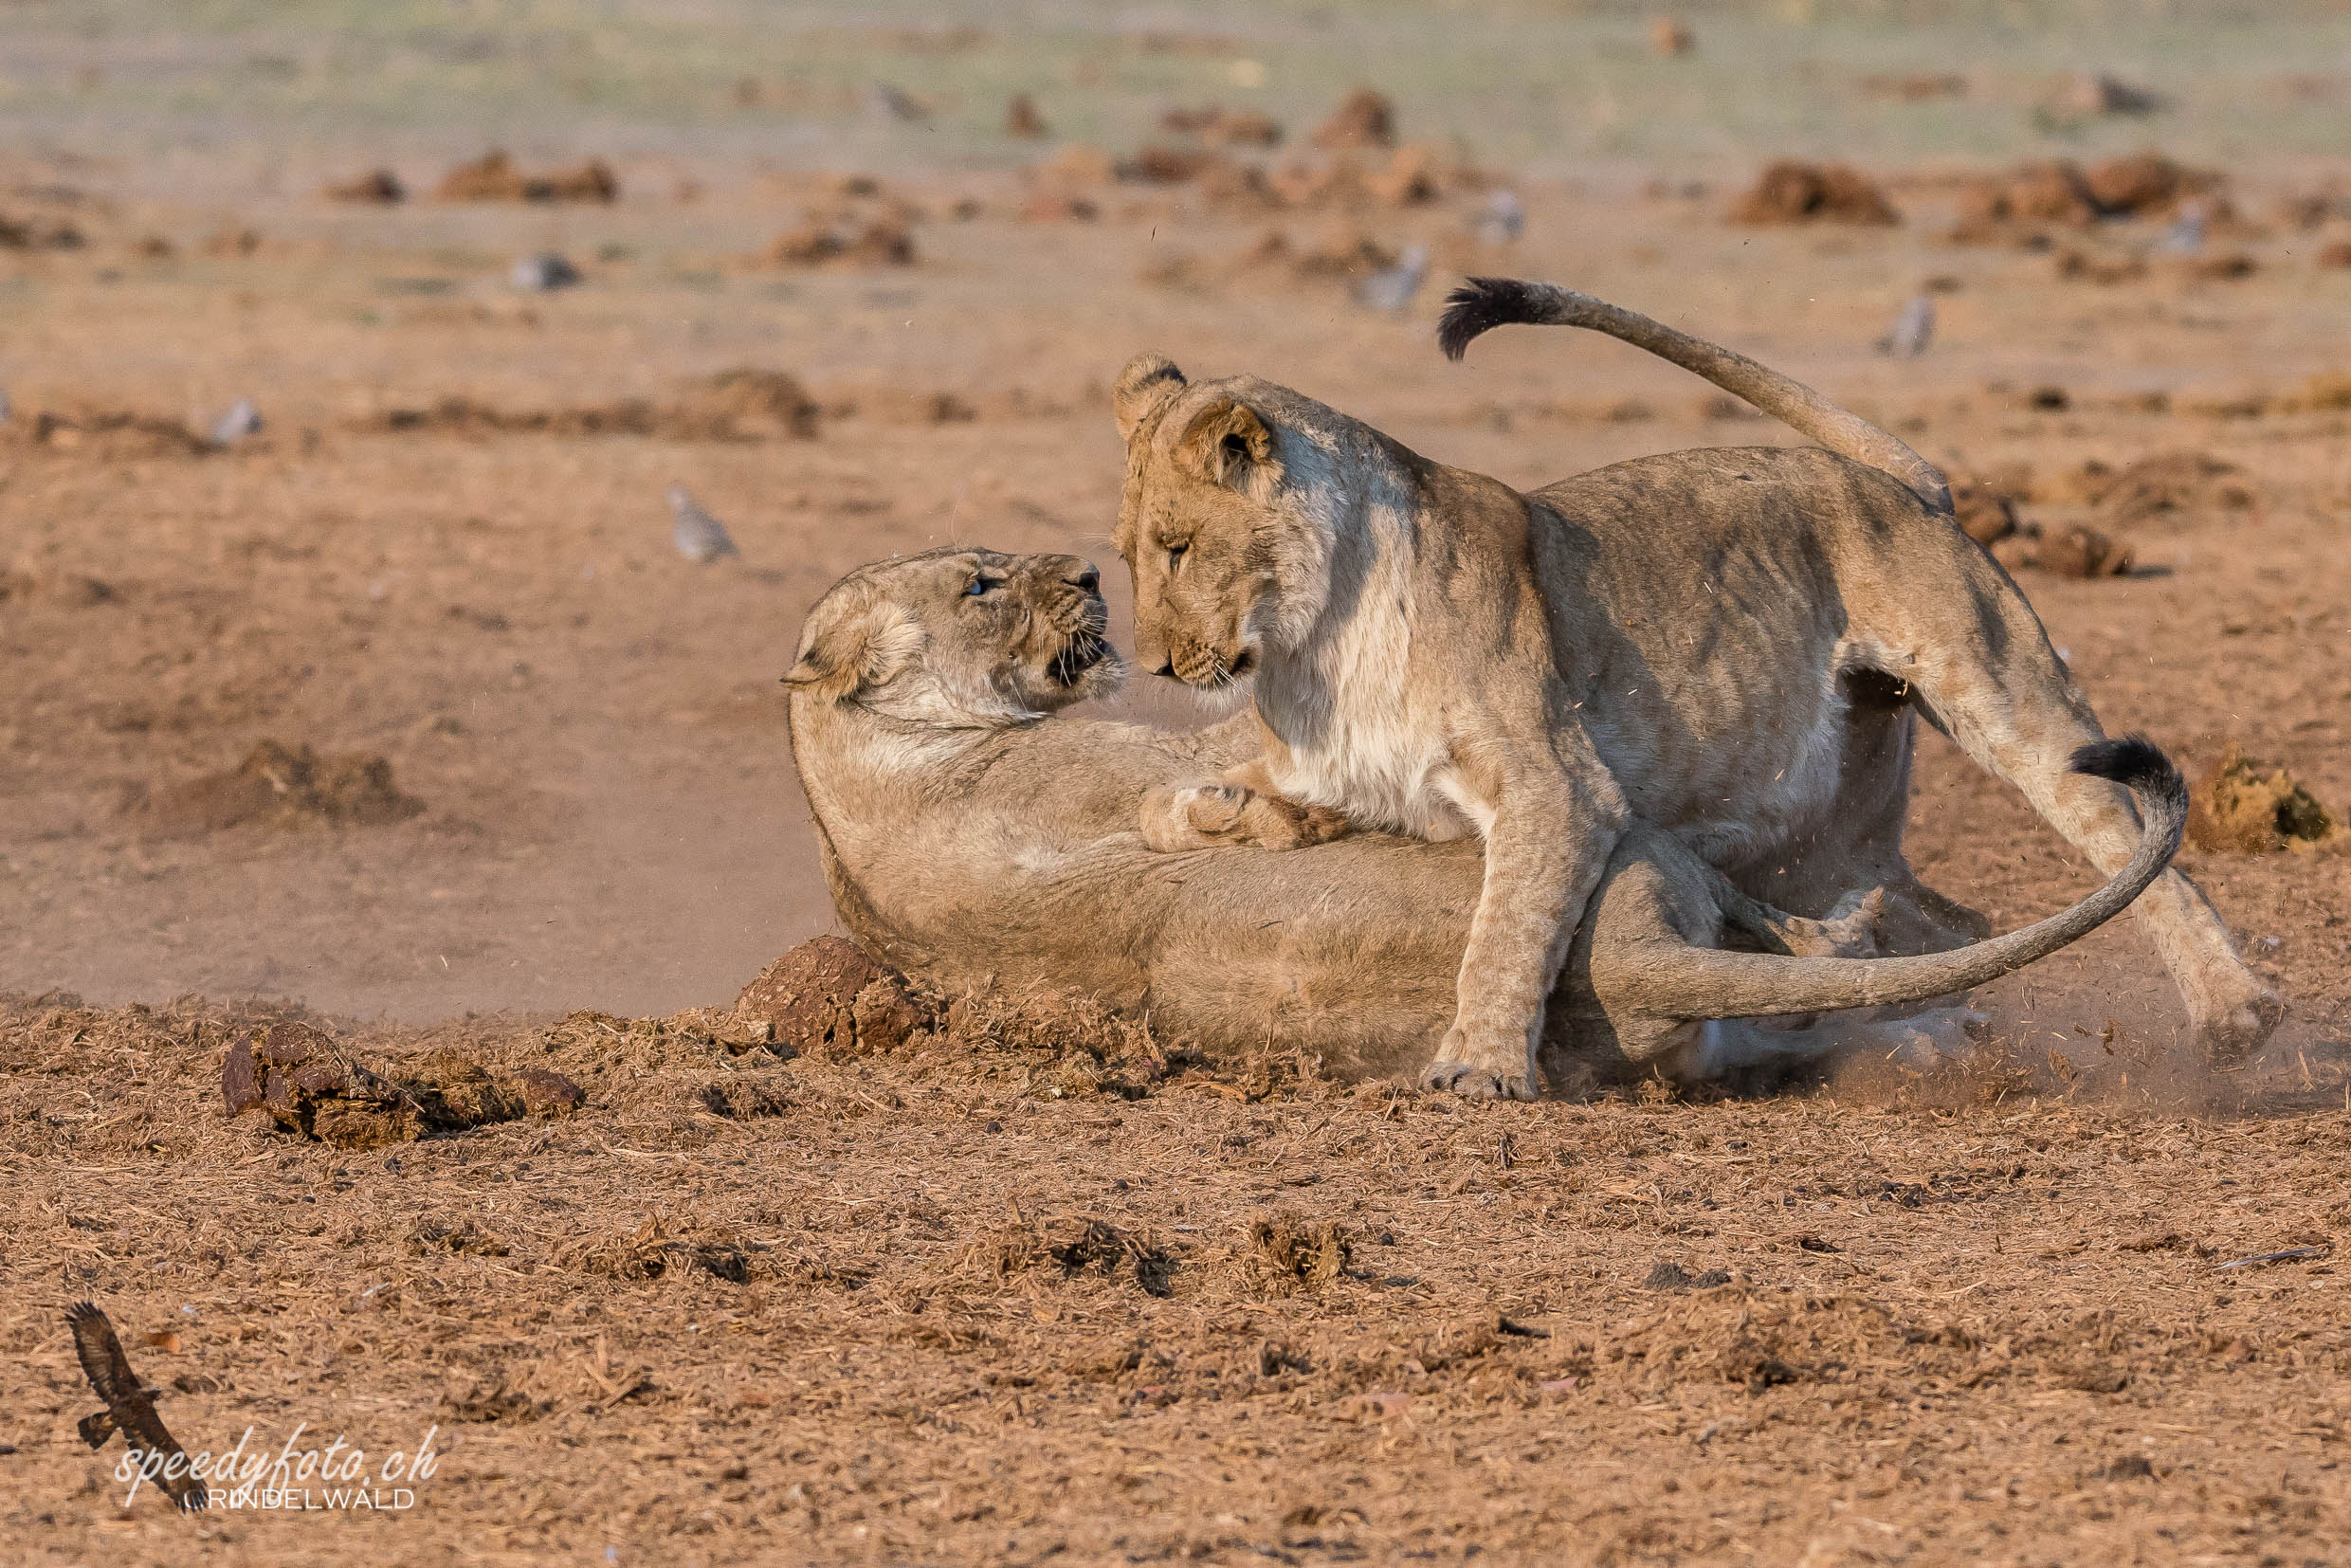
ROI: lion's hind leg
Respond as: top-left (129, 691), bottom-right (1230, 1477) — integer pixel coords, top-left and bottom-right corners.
top-left (1712, 876), bottom-right (1889, 959)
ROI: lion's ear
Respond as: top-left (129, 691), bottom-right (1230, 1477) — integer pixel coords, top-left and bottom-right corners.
top-left (1112, 353), bottom-right (1187, 442)
top-left (1175, 397), bottom-right (1275, 488)
top-left (783, 597), bottom-right (923, 703)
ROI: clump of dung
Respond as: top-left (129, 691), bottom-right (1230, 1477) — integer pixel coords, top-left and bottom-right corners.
top-left (1729, 161), bottom-right (1899, 226)
top-left (1243, 1212), bottom-right (1354, 1295)
top-left (2186, 743), bottom-right (2342, 853)
top-left (733, 936), bottom-right (928, 1059)
top-left (221, 1020), bottom-right (585, 1149)
top-left (973, 1212), bottom-right (1175, 1297)
top-left (123, 739), bottom-right (424, 835)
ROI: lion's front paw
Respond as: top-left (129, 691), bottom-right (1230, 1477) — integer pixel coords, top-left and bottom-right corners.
top-left (1417, 1032), bottom-right (1539, 1102)
top-left (1139, 781), bottom-right (1252, 851)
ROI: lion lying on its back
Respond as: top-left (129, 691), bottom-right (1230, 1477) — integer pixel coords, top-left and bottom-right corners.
top-left (783, 547), bottom-right (2185, 1085)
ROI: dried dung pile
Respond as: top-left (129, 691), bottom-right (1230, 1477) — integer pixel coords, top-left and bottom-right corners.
top-left (561, 1218), bottom-right (764, 1285)
top-left (766, 215), bottom-right (915, 267)
top-left (1242, 1212), bottom-right (1355, 1296)
top-left (2081, 451), bottom-right (2251, 529)
top-left (369, 369), bottom-right (820, 442)
top-left (436, 151), bottom-right (617, 204)
top-left (1862, 72), bottom-right (1965, 100)
top-left (2022, 523), bottom-right (2133, 578)
top-left (1160, 104), bottom-right (1283, 146)
top-left (1005, 93), bottom-right (1049, 139)
top-left (324, 169), bottom-right (404, 203)
top-left (1729, 161), bottom-right (1899, 226)
top-left (733, 936), bottom-right (928, 1058)
top-left (1650, 16), bottom-right (1696, 55)
top-left (964, 1212), bottom-right (1176, 1297)
top-left (3, 406), bottom-right (214, 459)
top-left (121, 739), bottom-right (424, 835)
top-left (0, 211), bottom-right (86, 249)
top-left (1952, 153), bottom-right (2221, 241)
top-left (2186, 743), bottom-right (2342, 853)
top-left (1312, 89), bottom-right (1395, 150)
top-left (1950, 481), bottom-right (2022, 546)
top-left (221, 1019), bottom-right (584, 1149)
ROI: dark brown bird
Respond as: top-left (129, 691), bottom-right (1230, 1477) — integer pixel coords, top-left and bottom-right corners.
top-left (66, 1301), bottom-right (209, 1511)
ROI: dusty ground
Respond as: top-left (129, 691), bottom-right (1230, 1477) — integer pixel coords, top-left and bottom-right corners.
top-left (4, 2), bottom-right (2351, 1562)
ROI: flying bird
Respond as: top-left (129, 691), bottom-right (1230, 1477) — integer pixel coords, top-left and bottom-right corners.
top-left (66, 1301), bottom-right (209, 1512)
top-left (668, 486), bottom-right (738, 563)
top-left (1353, 244), bottom-right (1429, 313)
top-left (1875, 294), bottom-right (1935, 358)
top-left (209, 398), bottom-right (261, 447)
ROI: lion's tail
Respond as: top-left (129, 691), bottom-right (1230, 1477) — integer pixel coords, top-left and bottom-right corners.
top-left (1437, 277), bottom-right (1952, 514)
top-left (1653, 738), bottom-right (2185, 1021)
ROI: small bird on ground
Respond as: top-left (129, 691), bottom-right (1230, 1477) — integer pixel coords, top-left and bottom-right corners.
top-left (1472, 189), bottom-right (1524, 246)
top-left (669, 486), bottom-right (738, 563)
top-left (2154, 201), bottom-right (2207, 257)
top-left (209, 399), bottom-right (262, 447)
top-left (1875, 294), bottom-right (1935, 358)
top-left (1354, 245), bottom-right (1429, 313)
top-left (869, 82), bottom-right (928, 121)
top-left (66, 1301), bottom-right (208, 1512)
top-left (510, 252), bottom-right (582, 291)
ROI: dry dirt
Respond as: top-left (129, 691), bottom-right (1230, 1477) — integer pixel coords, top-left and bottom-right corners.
top-left (5, 5), bottom-right (2351, 1562)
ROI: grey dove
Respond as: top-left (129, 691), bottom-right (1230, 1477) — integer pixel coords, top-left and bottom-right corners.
top-left (1353, 245), bottom-right (1428, 313)
top-left (1875, 294), bottom-right (1934, 358)
top-left (669, 486), bottom-right (738, 563)
top-left (1472, 189), bottom-right (1523, 246)
top-left (210, 399), bottom-right (262, 447)
top-left (511, 252), bottom-right (582, 291)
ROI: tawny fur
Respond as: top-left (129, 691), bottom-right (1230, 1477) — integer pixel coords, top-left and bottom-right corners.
top-left (785, 550), bottom-right (2188, 1088)
top-left (1109, 279), bottom-right (2278, 1099)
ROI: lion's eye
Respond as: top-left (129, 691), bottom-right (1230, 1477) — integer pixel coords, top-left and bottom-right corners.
top-left (965, 576), bottom-right (998, 597)
top-left (1164, 542), bottom-right (1189, 568)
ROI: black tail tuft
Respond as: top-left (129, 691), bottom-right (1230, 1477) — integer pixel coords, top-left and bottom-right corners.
top-left (1437, 277), bottom-right (1547, 361)
top-left (2068, 734), bottom-right (2178, 794)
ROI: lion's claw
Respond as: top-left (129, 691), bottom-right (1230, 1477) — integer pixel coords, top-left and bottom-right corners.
top-left (1417, 1057), bottom-right (1538, 1102)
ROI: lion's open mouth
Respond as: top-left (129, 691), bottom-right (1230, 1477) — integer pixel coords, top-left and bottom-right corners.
top-left (1047, 633), bottom-right (1109, 686)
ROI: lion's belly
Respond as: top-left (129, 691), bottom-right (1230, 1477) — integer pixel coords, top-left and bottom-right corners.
top-left (1582, 633), bottom-right (1875, 873)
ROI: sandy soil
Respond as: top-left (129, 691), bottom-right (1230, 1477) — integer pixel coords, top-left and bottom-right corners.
top-left (5, 4), bottom-right (2351, 1560)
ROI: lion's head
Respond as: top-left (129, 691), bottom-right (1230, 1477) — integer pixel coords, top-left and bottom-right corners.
top-left (1111, 353), bottom-right (1361, 691)
top-left (784, 547), bottom-right (1120, 725)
